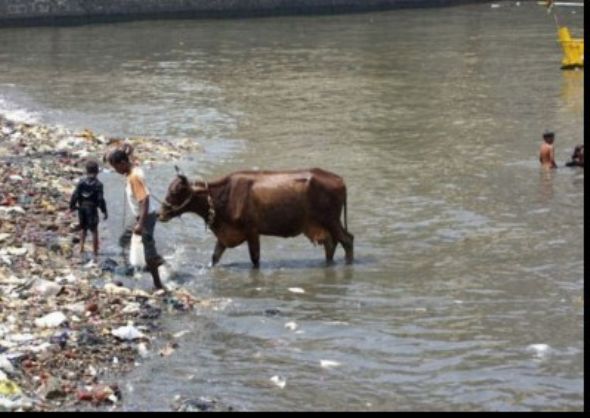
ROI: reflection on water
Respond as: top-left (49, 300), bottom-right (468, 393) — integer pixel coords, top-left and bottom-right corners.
top-left (560, 70), bottom-right (584, 129)
top-left (0, 1), bottom-right (584, 412)
top-left (538, 167), bottom-right (556, 202)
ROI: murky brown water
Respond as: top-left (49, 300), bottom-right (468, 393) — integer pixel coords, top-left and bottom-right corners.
top-left (0, 2), bottom-right (583, 411)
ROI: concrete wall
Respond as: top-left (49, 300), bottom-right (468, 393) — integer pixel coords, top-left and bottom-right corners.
top-left (0, 0), bottom-right (485, 27)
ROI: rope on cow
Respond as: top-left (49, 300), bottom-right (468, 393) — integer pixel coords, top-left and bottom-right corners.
top-left (204, 180), bottom-right (215, 230)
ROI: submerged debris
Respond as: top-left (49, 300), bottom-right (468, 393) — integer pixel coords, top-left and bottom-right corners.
top-left (172, 395), bottom-right (233, 412)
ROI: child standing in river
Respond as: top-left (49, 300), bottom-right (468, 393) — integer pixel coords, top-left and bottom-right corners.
top-left (539, 131), bottom-right (558, 169)
top-left (69, 159), bottom-right (108, 262)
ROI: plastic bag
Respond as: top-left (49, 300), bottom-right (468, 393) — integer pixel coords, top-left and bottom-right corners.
top-left (129, 233), bottom-right (146, 270)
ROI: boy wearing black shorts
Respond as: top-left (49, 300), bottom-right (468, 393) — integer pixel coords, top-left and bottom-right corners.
top-left (69, 159), bottom-right (108, 261)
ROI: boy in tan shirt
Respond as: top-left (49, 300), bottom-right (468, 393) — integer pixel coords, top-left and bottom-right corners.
top-left (107, 148), bottom-right (165, 290)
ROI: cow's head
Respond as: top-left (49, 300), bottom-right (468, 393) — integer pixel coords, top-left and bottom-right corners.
top-left (159, 171), bottom-right (194, 223)
top-left (159, 168), bottom-right (214, 223)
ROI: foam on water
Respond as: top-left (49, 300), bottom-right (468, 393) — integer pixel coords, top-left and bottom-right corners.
top-left (0, 97), bottom-right (40, 124)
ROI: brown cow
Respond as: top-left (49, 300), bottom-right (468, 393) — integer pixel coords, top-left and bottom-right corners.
top-left (158, 168), bottom-right (354, 267)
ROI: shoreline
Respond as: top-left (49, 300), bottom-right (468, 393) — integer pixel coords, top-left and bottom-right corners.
top-left (0, 113), bottom-right (217, 411)
top-left (0, 0), bottom-right (485, 27)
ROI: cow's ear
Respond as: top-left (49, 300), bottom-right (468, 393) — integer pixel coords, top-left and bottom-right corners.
top-left (178, 174), bottom-right (188, 185)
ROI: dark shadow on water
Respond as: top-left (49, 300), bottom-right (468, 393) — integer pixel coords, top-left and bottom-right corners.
top-left (213, 255), bottom-right (375, 271)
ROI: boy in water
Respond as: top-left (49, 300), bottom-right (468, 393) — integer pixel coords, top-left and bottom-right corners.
top-left (106, 147), bottom-right (165, 290)
top-left (70, 159), bottom-right (108, 261)
top-left (539, 131), bottom-right (558, 169)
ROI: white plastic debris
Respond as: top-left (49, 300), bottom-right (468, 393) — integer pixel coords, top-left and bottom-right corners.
top-left (6, 247), bottom-right (27, 256)
top-left (0, 206), bottom-right (25, 215)
top-left (111, 324), bottom-right (145, 341)
top-left (129, 234), bottom-right (146, 269)
top-left (82, 260), bottom-right (97, 269)
top-left (121, 302), bottom-right (141, 314)
top-left (527, 344), bottom-right (551, 358)
top-left (8, 333), bottom-right (35, 343)
top-left (270, 375), bottom-right (287, 389)
top-left (87, 365), bottom-right (97, 377)
top-left (159, 344), bottom-right (176, 357)
top-left (288, 287), bottom-right (305, 294)
top-left (0, 354), bottom-right (15, 374)
top-left (34, 311), bottom-right (67, 328)
top-left (173, 330), bottom-right (190, 339)
top-left (320, 360), bottom-right (341, 369)
top-left (137, 343), bottom-right (150, 358)
top-left (31, 278), bottom-right (62, 297)
top-left (56, 273), bottom-right (78, 284)
top-left (284, 321), bottom-right (298, 331)
top-left (104, 283), bottom-right (131, 295)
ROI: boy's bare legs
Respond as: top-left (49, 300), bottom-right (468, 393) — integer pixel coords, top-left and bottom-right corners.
top-left (80, 229), bottom-right (87, 255)
top-left (147, 260), bottom-right (165, 290)
top-left (92, 228), bottom-right (99, 262)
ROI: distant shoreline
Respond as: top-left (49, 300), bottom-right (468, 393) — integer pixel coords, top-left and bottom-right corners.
top-left (1, 0), bottom-right (485, 28)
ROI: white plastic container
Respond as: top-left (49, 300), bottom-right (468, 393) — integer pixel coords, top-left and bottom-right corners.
top-left (129, 233), bottom-right (146, 270)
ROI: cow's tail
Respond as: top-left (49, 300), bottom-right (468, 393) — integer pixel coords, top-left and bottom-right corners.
top-left (343, 189), bottom-right (348, 232)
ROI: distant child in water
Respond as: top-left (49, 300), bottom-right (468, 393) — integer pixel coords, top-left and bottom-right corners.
top-left (69, 159), bottom-right (108, 261)
top-left (565, 144), bottom-right (584, 168)
top-left (539, 131), bottom-right (557, 169)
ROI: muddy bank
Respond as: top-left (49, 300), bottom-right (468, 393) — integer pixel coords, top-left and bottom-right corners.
top-left (0, 114), bottom-right (226, 411)
top-left (0, 0), bottom-right (485, 27)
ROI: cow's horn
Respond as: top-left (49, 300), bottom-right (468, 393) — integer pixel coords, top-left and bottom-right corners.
top-left (192, 185), bottom-right (206, 193)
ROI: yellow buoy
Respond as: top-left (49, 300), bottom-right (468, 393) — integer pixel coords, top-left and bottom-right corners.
top-left (558, 26), bottom-right (584, 69)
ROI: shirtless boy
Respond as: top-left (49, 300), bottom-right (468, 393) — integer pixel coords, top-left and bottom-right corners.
top-left (539, 131), bottom-right (557, 169)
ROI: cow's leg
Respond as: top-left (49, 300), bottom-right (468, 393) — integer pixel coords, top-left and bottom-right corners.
top-left (324, 234), bottom-right (337, 263)
top-left (330, 223), bottom-right (354, 264)
top-left (247, 234), bottom-right (260, 268)
top-left (211, 240), bottom-right (226, 267)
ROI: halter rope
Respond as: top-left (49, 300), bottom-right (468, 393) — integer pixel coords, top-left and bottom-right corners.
top-left (158, 179), bottom-right (216, 229)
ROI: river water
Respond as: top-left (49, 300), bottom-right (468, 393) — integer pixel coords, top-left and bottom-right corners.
top-left (0, 1), bottom-right (584, 411)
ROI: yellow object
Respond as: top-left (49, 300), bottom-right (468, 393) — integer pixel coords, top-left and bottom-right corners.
top-left (558, 26), bottom-right (584, 69)
top-left (0, 379), bottom-right (22, 396)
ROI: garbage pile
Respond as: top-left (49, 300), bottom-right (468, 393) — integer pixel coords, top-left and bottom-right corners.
top-left (0, 114), bottom-right (202, 411)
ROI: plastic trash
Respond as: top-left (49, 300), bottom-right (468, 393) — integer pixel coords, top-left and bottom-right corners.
top-left (137, 343), bottom-right (149, 358)
top-left (270, 375), bottom-right (286, 389)
top-left (284, 321), bottom-right (298, 331)
top-left (320, 360), bottom-right (341, 369)
top-left (0, 355), bottom-right (14, 374)
top-left (31, 278), bottom-right (62, 297)
top-left (129, 234), bottom-right (146, 270)
top-left (0, 379), bottom-right (21, 396)
top-left (527, 343), bottom-right (551, 358)
top-left (111, 324), bottom-right (145, 341)
top-left (34, 311), bottom-right (67, 328)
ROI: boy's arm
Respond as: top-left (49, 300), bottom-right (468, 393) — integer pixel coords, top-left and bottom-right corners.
top-left (134, 195), bottom-right (150, 235)
top-left (97, 183), bottom-right (108, 218)
top-left (69, 183), bottom-right (80, 211)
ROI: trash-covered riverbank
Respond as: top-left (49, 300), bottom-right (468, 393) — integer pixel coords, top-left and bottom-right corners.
top-left (0, 114), bottom-right (211, 411)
